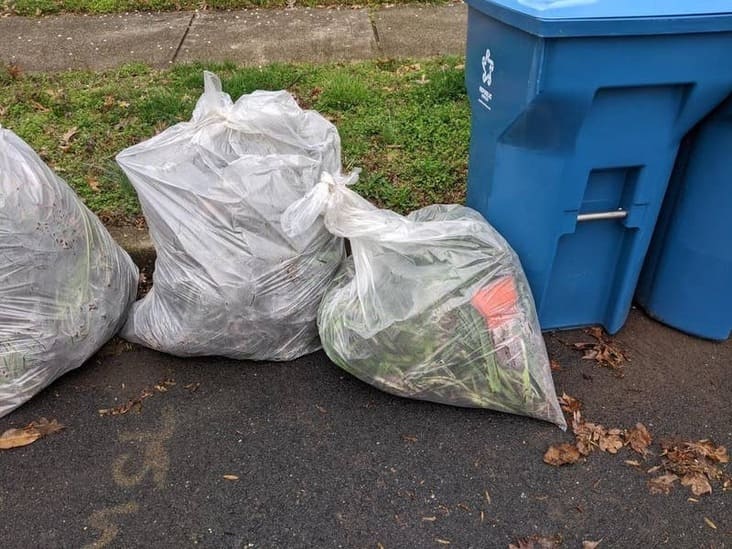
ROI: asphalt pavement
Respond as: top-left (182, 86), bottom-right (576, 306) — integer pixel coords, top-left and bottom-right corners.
top-left (1, 309), bottom-right (729, 548)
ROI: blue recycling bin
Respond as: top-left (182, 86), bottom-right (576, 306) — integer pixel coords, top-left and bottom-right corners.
top-left (464, 0), bottom-right (732, 333)
top-left (636, 96), bottom-right (732, 341)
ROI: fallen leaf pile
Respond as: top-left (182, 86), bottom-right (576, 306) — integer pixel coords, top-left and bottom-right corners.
top-left (646, 439), bottom-right (731, 497)
top-left (0, 417), bottom-right (65, 450)
top-left (98, 378), bottom-right (178, 416)
top-left (98, 387), bottom-right (154, 416)
top-left (544, 393), bottom-right (730, 497)
top-left (544, 407), bottom-right (648, 465)
top-left (570, 327), bottom-right (627, 377)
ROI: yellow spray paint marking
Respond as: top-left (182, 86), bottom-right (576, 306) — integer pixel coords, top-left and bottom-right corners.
top-left (83, 406), bottom-right (177, 547)
top-left (111, 406), bottom-right (176, 489)
top-left (82, 501), bottom-right (140, 549)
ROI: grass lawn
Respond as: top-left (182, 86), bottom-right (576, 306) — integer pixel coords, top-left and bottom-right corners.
top-left (2, 0), bottom-right (446, 16)
top-left (0, 58), bottom-right (469, 223)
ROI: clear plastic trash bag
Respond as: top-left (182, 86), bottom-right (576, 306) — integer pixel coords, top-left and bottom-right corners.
top-left (116, 72), bottom-right (353, 360)
top-left (283, 174), bottom-right (566, 428)
top-left (0, 126), bottom-right (138, 418)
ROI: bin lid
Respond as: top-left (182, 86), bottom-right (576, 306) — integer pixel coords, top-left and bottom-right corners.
top-left (466, 0), bottom-right (732, 37)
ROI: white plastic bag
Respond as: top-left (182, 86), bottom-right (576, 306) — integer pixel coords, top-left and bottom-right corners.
top-left (117, 72), bottom-right (354, 360)
top-left (283, 175), bottom-right (566, 428)
top-left (0, 126), bottom-right (138, 418)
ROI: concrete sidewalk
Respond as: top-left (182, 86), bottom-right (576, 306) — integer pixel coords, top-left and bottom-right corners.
top-left (0, 3), bottom-right (467, 72)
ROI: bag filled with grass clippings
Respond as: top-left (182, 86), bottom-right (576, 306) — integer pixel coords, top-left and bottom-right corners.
top-left (282, 174), bottom-right (565, 428)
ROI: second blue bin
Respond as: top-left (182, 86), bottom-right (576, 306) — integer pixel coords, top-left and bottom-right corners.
top-left (464, 0), bottom-right (732, 333)
top-left (636, 97), bottom-right (732, 341)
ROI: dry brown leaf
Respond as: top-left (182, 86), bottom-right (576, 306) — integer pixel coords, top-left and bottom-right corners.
top-left (401, 434), bottom-right (418, 443)
top-left (99, 387), bottom-right (154, 416)
top-left (544, 443), bottom-right (581, 466)
top-left (60, 126), bottom-right (79, 151)
top-left (624, 460), bottom-right (641, 467)
top-left (86, 176), bottom-right (100, 192)
top-left (599, 433), bottom-right (624, 454)
top-left (626, 423), bottom-right (652, 456)
top-left (648, 473), bottom-right (679, 495)
top-left (396, 63), bottom-right (422, 76)
top-left (575, 437), bottom-right (593, 456)
top-left (571, 412), bottom-right (596, 456)
top-left (30, 100), bottom-right (50, 113)
top-left (222, 474), bottom-right (239, 481)
top-left (421, 516), bottom-right (437, 522)
top-left (577, 345), bottom-right (598, 360)
top-left (711, 445), bottom-right (729, 464)
top-left (559, 393), bottom-right (582, 414)
top-left (572, 328), bottom-right (627, 376)
top-left (0, 428), bottom-right (41, 450)
top-left (315, 404), bottom-right (327, 414)
top-left (574, 420), bottom-right (610, 456)
top-left (680, 473), bottom-right (712, 496)
top-left (6, 62), bottom-right (23, 80)
top-left (550, 359), bottom-right (562, 372)
top-left (703, 517), bottom-right (717, 530)
top-left (0, 417), bottom-right (64, 450)
top-left (184, 382), bottom-right (200, 393)
top-left (30, 417), bottom-right (64, 437)
top-left (435, 539), bottom-right (451, 545)
top-left (571, 410), bottom-right (583, 434)
top-left (44, 88), bottom-right (65, 101)
top-left (582, 541), bottom-right (602, 549)
top-left (686, 440), bottom-right (728, 463)
top-left (100, 399), bottom-right (134, 416)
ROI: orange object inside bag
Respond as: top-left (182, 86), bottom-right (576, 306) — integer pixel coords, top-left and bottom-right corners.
top-left (471, 276), bottom-right (520, 330)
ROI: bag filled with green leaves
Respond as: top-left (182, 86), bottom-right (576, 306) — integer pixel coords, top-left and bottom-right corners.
top-left (0, 125), bottom-right (138, 418)
top-left (282, 174), bottom-right (565, 428)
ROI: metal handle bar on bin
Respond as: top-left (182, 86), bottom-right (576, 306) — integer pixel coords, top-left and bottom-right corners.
top-left (577, 209), bottom-right (628, 222)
